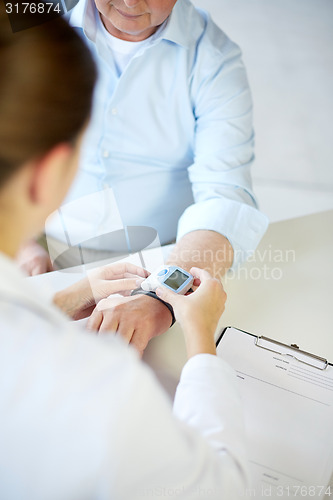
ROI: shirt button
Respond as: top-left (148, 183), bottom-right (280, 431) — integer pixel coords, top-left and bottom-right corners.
top-left (111, 108), bottom-right (117, 115)
top-left (102, 150), bottom-right (110, 158)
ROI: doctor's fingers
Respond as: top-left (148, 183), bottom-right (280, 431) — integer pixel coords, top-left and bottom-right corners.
top-left (97, 262), bottom-right (149, 281)
top-left (106, 271), bottom-right (146, 280)
top-left (90, 278), bottom-right (143, 301)
top-left (189, 267), bottom-right (213, 282)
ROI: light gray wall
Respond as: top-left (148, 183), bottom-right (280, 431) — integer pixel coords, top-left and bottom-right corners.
top-left (191, 0), bottom-right (333, 221)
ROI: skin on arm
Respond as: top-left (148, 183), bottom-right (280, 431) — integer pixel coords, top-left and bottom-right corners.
top-left (166, 229), bottom-right (234, 281)
top-left (53, 262), bottom-right (149, 321)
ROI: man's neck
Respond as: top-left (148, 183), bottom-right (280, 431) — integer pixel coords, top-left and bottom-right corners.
top-left (100, 14), bottom-right (158, 42)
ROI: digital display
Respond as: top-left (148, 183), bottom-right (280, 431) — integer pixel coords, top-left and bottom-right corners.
top-left (164, 270), bottom-right (189, 291)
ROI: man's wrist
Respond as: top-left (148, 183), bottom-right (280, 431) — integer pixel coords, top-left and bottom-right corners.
top-left (131, 288), bottom-right (176, 327)
top-left (166, 231), bottom-right (234, 278)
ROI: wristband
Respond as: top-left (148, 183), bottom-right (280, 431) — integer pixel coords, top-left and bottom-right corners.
top-left (130, 288), bottom-right (176, 327)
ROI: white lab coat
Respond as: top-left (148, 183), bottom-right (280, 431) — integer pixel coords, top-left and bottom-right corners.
top-left (0, 252), bottom-right (248, 499)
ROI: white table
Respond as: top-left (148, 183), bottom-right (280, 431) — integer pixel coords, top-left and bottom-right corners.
top-left (220, 210), bottom-right (333, 359)
top-left (29, 210), bottom-right (333, 492)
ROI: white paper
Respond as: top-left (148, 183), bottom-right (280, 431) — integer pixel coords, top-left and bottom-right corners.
top-left (217, 327), bottom-right (333, 499)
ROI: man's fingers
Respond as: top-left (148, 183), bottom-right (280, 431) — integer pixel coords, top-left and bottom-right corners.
top-left (86, 308), bottom-right (104, 332)
top-left (21, 263), bottom-right (34, 276)
top-left (21, 257), bottom-right (49, 276)
top-left (99, 317), bottom-right (119, 334)
top-left (30, 262), bottom-right (48, 276)
top-left (116, 325), bottom-right (135, 344)
top-left (73, 304), bottom-right (95, 321)
top-left (129, 331), bottom-right (148, 354)
top-left (45, 257), bottom-right (54, 273)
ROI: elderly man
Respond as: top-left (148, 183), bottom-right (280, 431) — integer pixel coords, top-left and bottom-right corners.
top-left (19, 0), bottom-right (268, 352)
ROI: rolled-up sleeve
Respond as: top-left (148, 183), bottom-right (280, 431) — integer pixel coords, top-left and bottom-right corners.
top-left (177, 35), bottom-right (269, 268)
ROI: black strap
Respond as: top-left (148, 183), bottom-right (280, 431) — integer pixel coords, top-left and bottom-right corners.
top-left (130, 288), bottom-right (176, 327)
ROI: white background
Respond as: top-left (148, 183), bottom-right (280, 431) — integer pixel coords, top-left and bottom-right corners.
top-left (192, 0), bottom-right (333, 222)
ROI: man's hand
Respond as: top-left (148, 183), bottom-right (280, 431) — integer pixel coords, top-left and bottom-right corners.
top-left (54, 262), bottom-right (149, 321)
top-left (17, 239), bottom-right (54, 276)
top-left (87, 294), bottom-right (173, 356)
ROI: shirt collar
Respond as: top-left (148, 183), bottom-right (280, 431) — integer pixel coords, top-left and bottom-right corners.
top-left (69, 0), bottom-right (98, 43)
top-left (69, 0), bottom-right (204, 48)
top-left (160, 0), bottom-right (204, 48)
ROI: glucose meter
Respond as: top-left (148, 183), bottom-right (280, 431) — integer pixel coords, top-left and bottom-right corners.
top-left (141, 266), bottom-right (194, 295)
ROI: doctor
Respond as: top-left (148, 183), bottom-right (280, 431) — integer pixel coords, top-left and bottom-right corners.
top-left (0, 7), bottom-right (248, 499)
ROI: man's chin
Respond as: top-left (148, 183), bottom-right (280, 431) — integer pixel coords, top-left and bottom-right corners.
top-left (106, 21), bottom-right (156, 41)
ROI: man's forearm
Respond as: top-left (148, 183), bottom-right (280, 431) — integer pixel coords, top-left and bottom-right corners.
top-left (166, 230), bottom-right (234, 280)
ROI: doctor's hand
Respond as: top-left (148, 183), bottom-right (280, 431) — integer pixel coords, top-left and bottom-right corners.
top-left (87, 294), bottom-right (173, 356)
top-left (53, 262), bottom-right (149, 321)
top-left (155, 267), bottom-right (227, 358)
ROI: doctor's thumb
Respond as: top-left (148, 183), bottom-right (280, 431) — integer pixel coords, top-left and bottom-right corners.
top-left (156, 287), bottom-right (178, 307)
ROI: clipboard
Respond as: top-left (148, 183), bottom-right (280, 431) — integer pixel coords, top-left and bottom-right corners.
top-left (217, 326), bottom-right (332, 371)
top-left (216, 326), bottom-right (333, 499)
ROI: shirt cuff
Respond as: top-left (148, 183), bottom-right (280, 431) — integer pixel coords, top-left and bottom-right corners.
top-left (179, 353), bottom-right (236, 382)
top-left (176, 198), bottom-right (269, 269)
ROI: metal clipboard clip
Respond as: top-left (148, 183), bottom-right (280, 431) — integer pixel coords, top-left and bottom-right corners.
top-left (255, 336), bottom-right (329, 371)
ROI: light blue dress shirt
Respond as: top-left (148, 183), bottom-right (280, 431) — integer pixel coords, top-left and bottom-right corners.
top-left (48, 0), bottom-right (269, 268)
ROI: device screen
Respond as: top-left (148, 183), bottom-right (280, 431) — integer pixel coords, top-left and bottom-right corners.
top-left (164, 270), bottom-right (189, 291)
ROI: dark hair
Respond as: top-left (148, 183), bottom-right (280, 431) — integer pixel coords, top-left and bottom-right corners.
top-left (0, 5), bottom-right (97, 186)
